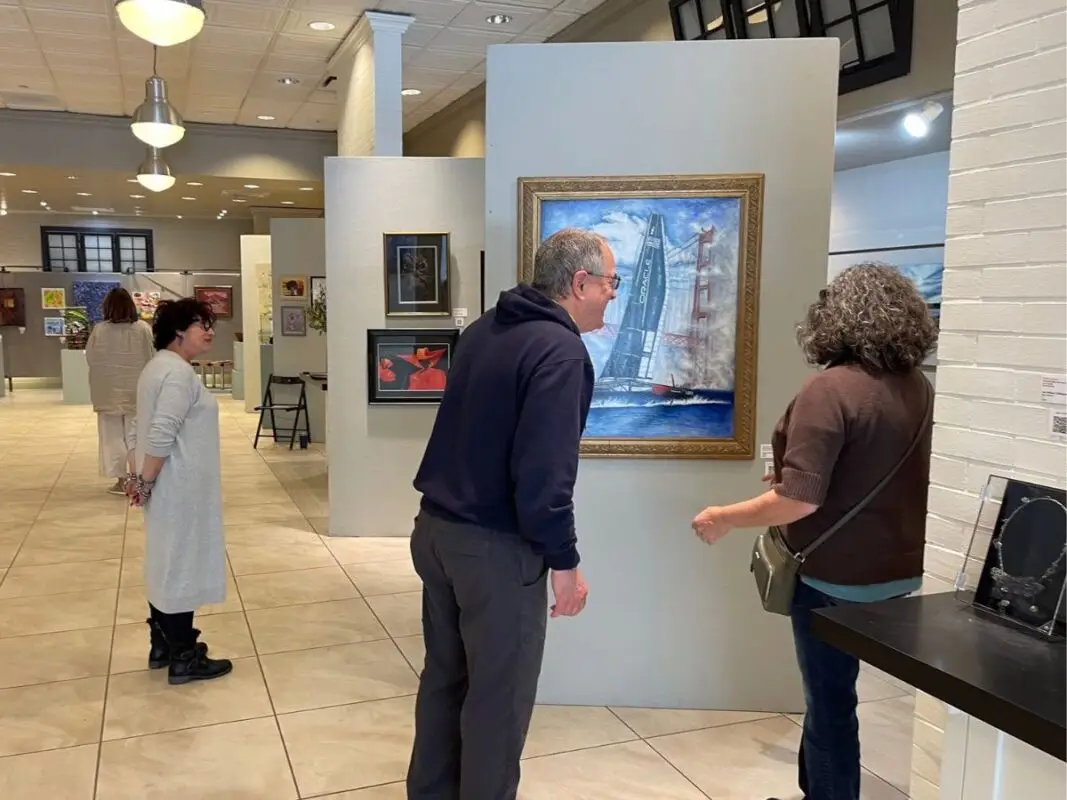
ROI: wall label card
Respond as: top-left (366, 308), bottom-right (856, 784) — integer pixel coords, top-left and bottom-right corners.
top-left (453, 308), bottom-right (468, 318)
top-left (759, 443), bottom-right (773, 460)
top-left (454, 317), bottom-right (465, 328)
top-left (1048, 409), bottom-right (1066, 441)
top-left (1039, 375), bottom-right (1066, 406)
top-left (763, 461), bottom-right (775, 477)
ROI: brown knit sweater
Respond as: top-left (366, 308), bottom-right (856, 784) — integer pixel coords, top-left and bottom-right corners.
top-left (772, 364), bottom-right (933, 585)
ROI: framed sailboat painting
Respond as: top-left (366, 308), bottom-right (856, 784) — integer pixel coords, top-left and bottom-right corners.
top-left (517, 174), bottom-right (764, 459)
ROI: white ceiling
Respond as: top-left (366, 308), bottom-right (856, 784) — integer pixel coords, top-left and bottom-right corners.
top-left (834, 93), bottom-right (953, 172)
top-left (0, 0), bottom-right (604, 134)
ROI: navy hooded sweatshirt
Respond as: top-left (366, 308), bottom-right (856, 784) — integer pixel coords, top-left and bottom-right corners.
top-left (413, 283), bottom-right (594, 570)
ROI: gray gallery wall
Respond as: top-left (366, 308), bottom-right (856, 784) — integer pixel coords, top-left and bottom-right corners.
top-left (484, 39), bottom-right (839, 710)
top-left (0, 270), bottom-right (242, 380)
top-left (326, 157), bottom-right (484, 537)
top-left (270, 218), bottom-right (327, 443)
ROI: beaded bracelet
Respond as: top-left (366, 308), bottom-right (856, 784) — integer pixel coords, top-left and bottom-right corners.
top-left (124, 473), bottom-right (156, 503)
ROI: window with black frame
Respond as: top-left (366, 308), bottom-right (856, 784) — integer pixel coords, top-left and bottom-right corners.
top-left (668, 0), bottom-right (913, 94)
top-left (41, 226), bottom-right (155, 273)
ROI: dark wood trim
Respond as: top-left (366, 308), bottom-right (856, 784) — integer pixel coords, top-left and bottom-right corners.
top-left (40, 225), bottom-right (155, 273)
top-left (830, 242), bottom-right (944, 257)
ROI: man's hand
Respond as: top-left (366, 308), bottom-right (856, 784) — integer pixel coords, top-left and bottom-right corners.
top-left (692, 506), bottom-right (734, 545)
top-left (550, 568), bottom-right (588, 618)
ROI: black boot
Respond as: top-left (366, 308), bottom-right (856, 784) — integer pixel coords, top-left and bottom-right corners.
top-left (168, 647), bottom-right (233, 686)
top-left (146, 618), bottom-right (208, 670)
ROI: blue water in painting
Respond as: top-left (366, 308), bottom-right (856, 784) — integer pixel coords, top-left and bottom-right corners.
top-left (538, 195), bottom-right (743, 441)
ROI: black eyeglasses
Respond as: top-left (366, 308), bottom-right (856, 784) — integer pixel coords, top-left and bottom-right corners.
top-left (588, 272), bottom-right (622, 290)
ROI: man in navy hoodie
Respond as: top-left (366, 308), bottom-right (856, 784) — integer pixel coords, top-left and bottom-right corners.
top-left (406, 228), bottom-right (618, 799)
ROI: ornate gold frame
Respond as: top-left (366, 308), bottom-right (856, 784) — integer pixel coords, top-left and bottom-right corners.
top-left (517, 174), bottom-right (764, 460)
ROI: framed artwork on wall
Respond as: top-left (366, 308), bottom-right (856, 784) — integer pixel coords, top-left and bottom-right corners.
top-left (309, 276), bottom-right (326, 302)
top-left (367, 328), bottom-right (461, 405)
top-left (279, 276), bottom-right (307, 299)
top-left (479, 250), bottom-right (486, 314)
top-left (72, 280), bottom-right (120, 324)
top-left (518, 174), bottom-right (764, 460)
top-left (280, 305), bottom-right (307, 336)
top-left (41, 287), bottom-right (66, 309)
top-left (194, 285), bottom-right (234, 319)
top-left (43, 316), bottom-right (66, 337)
top-left (132, 290), bottom-right (161, 321)
top-left (0, 288), bottom-right (26, 327)
top-left (382, 232), bottom-right (451, 317)
top-left (827, 244), bottom-right (943, 365)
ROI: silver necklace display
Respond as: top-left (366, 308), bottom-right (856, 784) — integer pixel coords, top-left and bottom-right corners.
top-left (989, 496), bottom-right (1067, 615)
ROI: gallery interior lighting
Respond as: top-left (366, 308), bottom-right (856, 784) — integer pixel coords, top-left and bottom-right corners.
top-left (903, 100), bottom-right (944, 138)
top-left (401, 88), bottom-right (421, 96)
top-left (257, 115), bottom-right (276, 121)
top-left (115, 0), bottom-right (206, 47)
top-left (486, 14), bottom-right (512, 24)
top-left (136, 147), bottom-right (176, 192)
top-left (132, 75), bottom-right (185, 148)
top-left (0, 172), bottom-right (15, 177)
top-left (308, 21), bottom-right (336, 31)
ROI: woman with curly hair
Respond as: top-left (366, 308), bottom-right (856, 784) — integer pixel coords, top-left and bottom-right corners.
top-left (126, 297), bottom-right (232, 685)
top-left (691, 263), bottom-right (936, 800)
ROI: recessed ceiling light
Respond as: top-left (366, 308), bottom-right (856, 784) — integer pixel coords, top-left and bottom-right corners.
top-left (181, 196), bottom-right (196, 200)
top-left (127, 178), bottom-right (139, 183)
top-left (232, 198), bottom-right (247, 203)
top-left (308, 21), bottom-right (335, 32)
top-left (186, 181), bottom-right (203, 186)
top-left (76, 192), bottom-right (92, 197)
top-left (92, 210), bottom-right (99, 216)
top-left (66, 175), bottom-right (77, 180)
top-left (486, 13), bottom-right (512, 24)
top-left (281, 200), bottom-right (295, 205)
top-left (177, 215), bottom-right (183, 219)
top-left (21, 189), bottom-right (37, 194)
top-left (256, 115), bottom-right (275, 121)
top-left (0, 171), bottom-right (15, 177)
top-left (39, 201), bottom-right (47, 207)
top-left (401, 88), bottom-right (421, 96)
top-left (278, 76), bottom-right (300, 86)
top-left (299, 186), bottom-right (314, 191)
top-left (243, 184), bottom-right (260, 189)
top-left (130, 193), bottom-right (146, 199)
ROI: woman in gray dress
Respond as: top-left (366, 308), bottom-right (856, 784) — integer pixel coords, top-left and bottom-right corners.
top-left (126, 297), bottom-right (232, 685)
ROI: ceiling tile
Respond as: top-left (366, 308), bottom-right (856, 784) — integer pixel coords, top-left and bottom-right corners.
top-left (446, 69), bottom-right (487, 95)
top-left (44, 51), bottom-right (119, 74)
top-left (447, 2), bottom-right (548, 34)
top-left (408, 47), bottom-right (484, 72)
top-left (404, 22), bottom-right (444, 48)
top-left (289, 0), bottom-right (376, 12)
top-left (261, 53), bottom-right (332, 75)
top-left (493, 0), bottom-right (564, 8)
top-left (36, 31), bottom-right (114, 55)
top-left (20, 0), bottom-right (111, 11)
top-left (404, 66), bottom-right (471, 92)
top-left (186, 108), bottom-right (240, 125)
top-left (426, 26), bottom-right (513, 53)
top-left (63, 97), bottom-right (123, 116)
top-left (0, 67), bottom-right (55, 92)
top-left (308, 88), bottom-right (336, 104)
top-left (24, 9), bottom-right (112, 36)
top-left (194, 25), bottom-right (275, 52)
top-left (0, 6), bottom-right (27, 30)
top-left (287, 102), bottom-right (337, 130)
top-left (246, 73), bottom-right (318, 102)
top-left (272, 32), bottom-right (340, 58)
top-left (523, 9), bottom-right (582, 37)
top-left (0, 47), bottom-right (45, 68)
top-left (205, 1), bottom-right (288, 30)
top-left (184, 92), bottom-right (244, 111)
top-left (236, 98), bottom-right (303, 124)
top-left (192, 48), bottom-right (265, 71)
top-left (556, 0), bottom-right (608, 12)
top-left (378, 0), bottom-right (465, 26)
top-left (189, 68), bottom-right (255, 95)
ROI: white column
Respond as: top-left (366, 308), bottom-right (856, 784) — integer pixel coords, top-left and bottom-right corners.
top-left (331, 11), bottom-right (413, 157)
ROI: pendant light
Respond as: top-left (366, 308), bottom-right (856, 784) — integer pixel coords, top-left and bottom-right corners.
top-left (115, 0), bottom-right (206, 48)
top-left (137, 147), bottom-right (176, 192)
top-left (132, 73), bottom-right (185, 149)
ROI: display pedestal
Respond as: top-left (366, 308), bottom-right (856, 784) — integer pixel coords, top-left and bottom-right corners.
top-left (60, 349), bottom-right (90, 405)
top-left (232, 342), bottom-right (244, 402)
top-left (942, 711), bottom-right (1066, 799)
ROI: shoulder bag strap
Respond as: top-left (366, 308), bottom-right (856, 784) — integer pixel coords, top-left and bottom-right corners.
top-left (795, 376), bottom-right (934, 563)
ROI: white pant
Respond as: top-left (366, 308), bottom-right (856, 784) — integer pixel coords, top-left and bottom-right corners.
top-left (97, 413), bottom-right (135, 479)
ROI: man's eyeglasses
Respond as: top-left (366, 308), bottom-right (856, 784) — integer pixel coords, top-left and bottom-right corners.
top-left (588, 272), bottom-right (621, 290)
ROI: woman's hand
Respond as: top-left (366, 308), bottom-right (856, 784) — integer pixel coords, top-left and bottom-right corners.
top-left (691, 506), bottom-right (734, 545)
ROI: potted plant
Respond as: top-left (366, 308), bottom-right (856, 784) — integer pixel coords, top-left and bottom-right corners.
top-left (307, 284), bottom-right (326, 335)
top-left (62, 307), bottom-right (91, 350)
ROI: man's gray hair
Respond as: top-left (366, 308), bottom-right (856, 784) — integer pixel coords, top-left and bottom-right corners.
top-left (531, 228), bottom-right (608, 300)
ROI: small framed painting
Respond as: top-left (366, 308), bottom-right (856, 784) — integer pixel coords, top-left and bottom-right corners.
top-left (280, 305), bottom-right (307, 336)
top-left (309, 276), bottom-right (326, 301)
top-left (279, 276), bottom-right (307, 299)
top-left (0, 288), bottom-right (26, 327)
top-left (367, 328), bottom-right (461, 404)
top-left (194, 285), bottom-right (234, 319)
top-left (41, 287), bottom-right (66, 309)
top-left (383, 232), bottom-right (451, 317)
top-left (43, 316), bottom-right (66, 337)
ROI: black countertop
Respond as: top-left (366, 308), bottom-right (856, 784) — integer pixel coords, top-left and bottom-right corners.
top-left (813, 592), bottom-right (1066, 762)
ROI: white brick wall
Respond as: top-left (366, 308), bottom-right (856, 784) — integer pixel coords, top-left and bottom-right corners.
top-left (911, 1), bottom-right (1067, 797)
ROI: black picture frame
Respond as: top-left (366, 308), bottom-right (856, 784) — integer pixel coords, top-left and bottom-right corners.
top-left (367, 328), bottom-right (460, 405)
top-left (383, 232), bottom-right (451, 317)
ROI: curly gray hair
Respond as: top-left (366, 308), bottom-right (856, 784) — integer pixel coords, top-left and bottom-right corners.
top-left (797, 262), bottom-right (937, 373)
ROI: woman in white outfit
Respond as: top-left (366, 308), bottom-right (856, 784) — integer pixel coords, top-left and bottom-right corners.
top-left (126, 297), bottom-right (231, 685)
top-left (85, 288), bottom-right (154, 495)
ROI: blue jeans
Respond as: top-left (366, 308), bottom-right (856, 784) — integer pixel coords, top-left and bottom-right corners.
top-left (790, 581), bottom-right (861, 800)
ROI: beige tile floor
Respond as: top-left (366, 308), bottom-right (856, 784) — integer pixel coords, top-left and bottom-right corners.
top-left (0, 389), bottom-right (916, 799)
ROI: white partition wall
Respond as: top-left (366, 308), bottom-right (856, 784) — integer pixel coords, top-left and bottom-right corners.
top-left (240, 234), bottom-right (271, 413)
top-left (485, 40), bottom-right (839, 710)
top-left (326, 157), bottom-right (484, 537)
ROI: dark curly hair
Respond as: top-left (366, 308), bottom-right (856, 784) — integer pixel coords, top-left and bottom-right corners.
top-left (153, 297), bottom-right (217, 351)
top-left (797, 262), bottom-right (937, 373)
